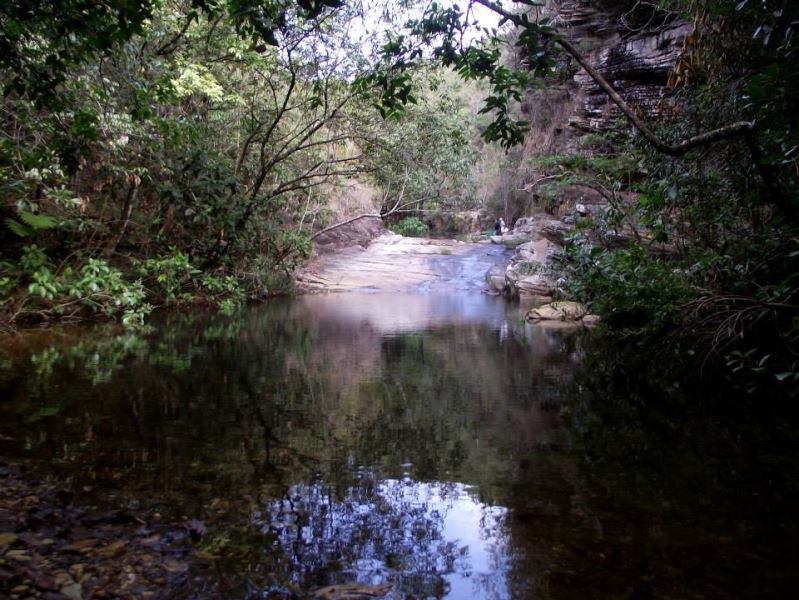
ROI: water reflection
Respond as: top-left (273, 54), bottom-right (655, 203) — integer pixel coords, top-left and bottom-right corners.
top-left (253, 478), bottom-right (509, 598)
top-left (0, 294), bottom-right (578, 598)
top-left (4, 293), bottom-right (795, 598)
top-left (294, 292), bottom-right (508, 333)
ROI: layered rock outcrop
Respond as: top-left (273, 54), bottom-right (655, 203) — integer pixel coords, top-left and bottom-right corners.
top-left (486, 216), bottom-right (568, 301)
top-left (558, 0), bottom-right (690, 132)
top-left (309, 216), bottom-right (386, 256)
top-left (485, 0), bottom-right (688, 302)
top-left (507, 0), bottom-right (688, 219)
top-left (426, 209), bottom-right (493, 236)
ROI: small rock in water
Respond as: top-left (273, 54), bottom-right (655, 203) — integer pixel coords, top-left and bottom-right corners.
top-left (60, 581), bottom-right (83, 600)
top-left (581, 314), bottom-right (601, 327)
top-left (312, 582), bottom-right (394, 599)
top-left (526, 301), bottom-right (588, 322)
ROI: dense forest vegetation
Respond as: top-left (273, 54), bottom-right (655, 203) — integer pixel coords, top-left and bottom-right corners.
top-left (0, 0), bottom-right (483, 324)
top-left (1, 0), bottom-right (797, 394)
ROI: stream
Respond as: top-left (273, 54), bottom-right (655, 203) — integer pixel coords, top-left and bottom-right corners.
top-left (1, 245), bottom-right (798, 599)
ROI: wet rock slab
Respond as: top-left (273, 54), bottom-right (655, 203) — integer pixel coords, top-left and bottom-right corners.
top-left (296, 233), bottom-right (486, 293)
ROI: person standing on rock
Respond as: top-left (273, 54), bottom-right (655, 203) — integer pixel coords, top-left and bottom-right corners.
top-left (494, 218), bottom-right (502, 236)
top-left (499, 217), bottom-right (507, 235)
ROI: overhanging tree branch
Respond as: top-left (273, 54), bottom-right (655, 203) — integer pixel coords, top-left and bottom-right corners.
top-left (309, 169), bottom-right (417, 240)
top-left (472, 0), bottom-right (755, 157)
top-left (469, 0), bottom-right (796, 221)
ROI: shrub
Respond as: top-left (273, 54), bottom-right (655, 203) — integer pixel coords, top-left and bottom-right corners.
top-left (10, 245), bottom-right (152, 326)
top-left (392, 217), bottom-right (429, 237)
top-left (134, 249), bottom-right (200, 302)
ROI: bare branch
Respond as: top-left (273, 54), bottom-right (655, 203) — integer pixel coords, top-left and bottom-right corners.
top-left (157, 13), bottom-right (194, 56)
top-left (309, 197), bottom-right (426, 241)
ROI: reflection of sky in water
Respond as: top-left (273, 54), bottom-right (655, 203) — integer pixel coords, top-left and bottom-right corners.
top-left (298, 292), bottom-right (508, 334)
top-left (436, 484), bottom-right (509, 599)
top-left (0, 274), bottom-right (578, 599)
top-left (253, 477), bottom-right (510, 599)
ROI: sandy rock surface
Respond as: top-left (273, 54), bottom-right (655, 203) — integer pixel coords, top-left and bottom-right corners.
top-left (296, 234), bottom-right (492, 293)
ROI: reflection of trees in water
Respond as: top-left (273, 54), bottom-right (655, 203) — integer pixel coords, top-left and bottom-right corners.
top-left (7, 302), bottom-right (798, 597)
top-left (0, 302), bottom-right (581, 503)
top-left (0, 302), bottom-right (582, 597)
top-left (248, 477), bottom-right (508, 598)
top-left (498, 333), bottom-right (799, 599)
top-left (0, 309), bottom-right (318, 506)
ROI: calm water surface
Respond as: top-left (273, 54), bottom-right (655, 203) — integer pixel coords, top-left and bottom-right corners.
top-left (1, 288), bottom-right (797, 598)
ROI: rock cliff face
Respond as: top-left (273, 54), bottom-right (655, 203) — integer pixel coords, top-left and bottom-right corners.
top-left (556, 0), bottom-right (689, 132)
top-left (492, 0), bottom-right (688, 299)
top-left (310, 216), bottom-right (386, 256)
top-left (516, 0), bottom-right (688, 159)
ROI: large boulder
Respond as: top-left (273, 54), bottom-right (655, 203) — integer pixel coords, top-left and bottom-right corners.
top-left (506, 258), bottom-right (562, 299)
top-left (428, 209), bottom-right (492, 235)
top-left (539, 220), bottom-right (572, 245)
top-left (487, 214), bottom-right (577, 298)
top-left (513, 241), bottom-right (538, 263)
top-left (311, 216), bottom-right (386, 255)
top-left (514, 274), bottom-right (555, 298)
top-left (491, 233), bottom-right (530, 248)
top-left (511, 217), bottom-right (538, 235)
top-left (485, 265), bottom-right (507, 293)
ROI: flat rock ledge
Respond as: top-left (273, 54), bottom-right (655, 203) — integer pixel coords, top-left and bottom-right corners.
top-left (295, 233), bottom-right (478, 293)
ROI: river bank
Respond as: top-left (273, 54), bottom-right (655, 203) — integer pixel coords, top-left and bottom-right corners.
top-left (0, 460), bottom-right (201, 599)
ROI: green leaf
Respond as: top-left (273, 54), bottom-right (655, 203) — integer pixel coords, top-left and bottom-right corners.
top-left (18, 211), bottom-right (57, 231)
top-left (5, 218), bottom-right (32, 237)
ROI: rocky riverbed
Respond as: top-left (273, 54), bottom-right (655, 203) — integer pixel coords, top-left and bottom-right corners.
top-left (296, 217), bottom-right (600, 327)
top-left (295, 233), bottom-right (506, 294)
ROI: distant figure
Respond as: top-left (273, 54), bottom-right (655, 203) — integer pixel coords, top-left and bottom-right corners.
top-left (494, 218), bottom-right (502, 236)
top-left (499, 217), bottom-right (507, 234)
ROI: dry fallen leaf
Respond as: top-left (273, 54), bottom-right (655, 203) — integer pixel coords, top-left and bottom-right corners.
top-left (63, 539), bottom-right (99, 554)
top-left (139, 534), bottom-right (161, 546)
top-left (163, 559), bottom-right (188, 573)
top-left (97, 540), bottom-right (127, 558)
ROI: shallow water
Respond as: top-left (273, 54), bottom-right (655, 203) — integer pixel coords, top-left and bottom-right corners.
top-left (1, 287), bottom-right (798, 598)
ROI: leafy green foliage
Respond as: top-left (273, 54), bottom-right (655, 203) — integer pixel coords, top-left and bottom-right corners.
top-left (565, 241), bottom-right (691, 328)
top-left (0, 0), bottom-right (347, 107)
top-left (135, 249), bottom-right (201, 303)
top-left (391, 217), bottom-right (429, 238)
top-left (1, 0), bottom-right (409, 325)
top-left (360, 1), bottom-right (561, 150)
top-left (531, 154), bottom-right (640, 180)
top-left (363, 78), bottom-right (479, 219)
top-left (5, 210), bottom-right (58, 238)
top-left (0, 0), bottom-right (156, 107)
top-left (7, 245), bottom-right (152, 325)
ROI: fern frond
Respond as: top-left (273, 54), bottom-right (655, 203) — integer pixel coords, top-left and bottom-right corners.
top-left (4, 218), bottom-right (32, 237)
top-left (19, 211), bottom-right (57, 230)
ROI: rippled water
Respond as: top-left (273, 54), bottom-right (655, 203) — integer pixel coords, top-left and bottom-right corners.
top-left (1, 287), bottom-right (798, 598)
